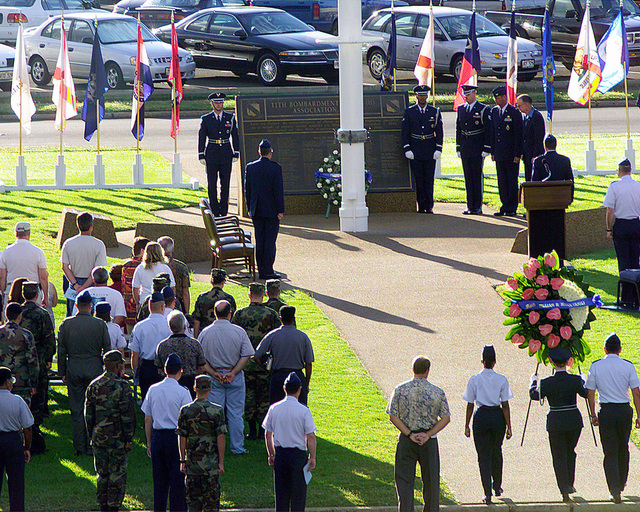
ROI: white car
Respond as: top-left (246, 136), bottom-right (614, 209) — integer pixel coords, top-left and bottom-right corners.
top-left (0, 42), bottom-right (14, 89)
top-left (0, 0), bottom-right (102, 45)
top-left (24, 11), bottom-right (195, 88)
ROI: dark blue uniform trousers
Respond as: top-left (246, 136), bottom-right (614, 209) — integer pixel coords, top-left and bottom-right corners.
top-left (472, 406), bottom-right (505, 498)
top-left (139, 359), bottom-right (162, 401)
top-left (395, 434), bottom-right (440, 512)
top-left (0, 431), bottom-right (25, 512)
top-left (252, 216), bottom-right (280, 277)
top-left (151, 429), bottom-right (186, 512)
top-left (613, 218), bottom-right (640, 272)
top-left (548, 428), bottom-right (581, 495)
top-left (598, 403), bottom-right (633, 495)
top-left (495, 160), bottom-right (519, 214)
top-left (410, 159), bottom-right (436, 212)
top-left (462, 157), bottom-right (484, 212)
top-left (206, 156), bottom-right (233, 217)
top-left (274, 447), bottom-right (308, 512)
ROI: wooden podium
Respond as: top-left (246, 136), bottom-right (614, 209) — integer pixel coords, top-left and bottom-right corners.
top-left (520, 181), bottom-right (573, 260)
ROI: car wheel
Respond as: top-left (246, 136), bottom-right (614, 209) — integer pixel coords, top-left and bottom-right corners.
top-left (323, 70), bottom-right (339, 84)
top-left (451, 54), bottom-right (463, 81)
top-left (330, 19), bottom-right (338, 35)
top-left (105, 63), bottom-right (125, 89)
top-left (519, 72), bottom-right (536, 82)
top-left (257, 54), bottom-right (284, 86)
top-left (368, 48), bottom-right (386, 81)
top-left (30, 56), bottom-right (51, 87)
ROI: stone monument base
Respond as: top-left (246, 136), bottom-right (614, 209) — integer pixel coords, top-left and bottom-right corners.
top-left (57, 207), bottom-right (118, 248)
top-left (269, 191), bottom-right (417, 216)
top-left (135, 222), bottom-right (210, 264)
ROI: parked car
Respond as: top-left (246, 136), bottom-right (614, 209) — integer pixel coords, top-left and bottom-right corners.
top-left (362, 6), bottom-right (543, 81)
top-left (153, 7), bottom-right (339, 85)
top-left (250, 0), bottom-right (407, 35)
top-left (133, 0), bottom-right (245, 27)
top-left (0, 42), bottom-right (14, 90)
top-left (0, 0), bottom-right (101, 44)
top-left (23, 12), bottom-right (195, 88)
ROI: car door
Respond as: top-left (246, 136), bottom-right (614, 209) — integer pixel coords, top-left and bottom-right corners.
top-left (392, 13), bottom-right (416, 69)
top-left (180, 13), bottom-right (214, 57)
top-left (37, 18), bottom-right (73, 72)
top-left (67, 19), bottom-right (94, 79)
top-left (203, 12), bottom-right (254, 72)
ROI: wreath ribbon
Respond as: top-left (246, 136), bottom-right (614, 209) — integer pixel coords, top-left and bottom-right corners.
top-left (515, 295), bottom-right (603, 311)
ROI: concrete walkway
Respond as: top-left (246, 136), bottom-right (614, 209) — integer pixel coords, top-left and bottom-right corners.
top-left (120, 202), bottom-right (640, 509)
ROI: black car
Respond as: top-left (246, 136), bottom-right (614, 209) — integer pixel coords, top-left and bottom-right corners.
top-left (153, 7), bottom-right (339, 85)
top-left (132, 0), bottom-right (245, 28)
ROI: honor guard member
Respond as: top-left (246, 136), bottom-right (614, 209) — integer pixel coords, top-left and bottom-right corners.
top-left (192, 269), bottom-right (237, 338)
top-left (516, 94), bottom-right (545, 182)
top-left (177, 374), bottom-right (228, 512)
top-left (586, 333), bottom-right (640, 504)
top-left (84, 350), bottom-right (136, 512)
top-left (0, 366), bottom-right (34, 512)
top-left (198, 92), bottom-right (240, 217)
top-left (265, 279), bottom-right (286, 313)
top-left (401, 85), bottom-right (443, 214)
top-left (530, 346), bottom-right (587, 503)
top-left (456, 84), bottom-right (491, 215)
top-left (142, 353), bottom-right (192, 512)
top-left (489, 85), bottom-right (523, 217)
top-left (463, 345), bottom-right (513, 504)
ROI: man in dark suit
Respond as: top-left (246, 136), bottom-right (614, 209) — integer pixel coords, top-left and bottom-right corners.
top-left (489, 85), bottom-right (523, 217)
top-left (530, 346), bottom-right (588, 503)
top-left (456, 84), bottom-right (491, 215)
top-left (516, 94), bottom-right (545, 182)
top-left (532, 134), bottom-right (574, 187)
top-left (198, 92), bottom-right (240, 217)
top-left (401, 85), bottom-right (444, 214)
top-left (244, 139), bottom-right (285, 280)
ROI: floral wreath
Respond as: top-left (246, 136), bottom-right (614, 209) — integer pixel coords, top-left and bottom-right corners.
top-left (314, 150), bottom-right (372, 208)
top-left (502, 250), bottom-right (602, 365)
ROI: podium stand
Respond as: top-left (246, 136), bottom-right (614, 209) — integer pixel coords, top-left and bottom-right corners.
top-left (520, 181), bottom-right (573, 260)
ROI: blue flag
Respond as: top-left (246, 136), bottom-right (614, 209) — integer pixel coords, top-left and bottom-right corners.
top-left (597, 8), bottom-right (628, 94)
top-left (380, 12), bottom-right (396, 91)
top-left (81, 27), bottom-right (108, 142)
top-left (542, 8), bottom-right (555, 122)
top-left (453, 12), bottom-right (481, 109)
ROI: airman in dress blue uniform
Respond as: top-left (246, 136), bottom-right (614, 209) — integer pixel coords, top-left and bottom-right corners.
top-left (198, 92), bottom-right (240, 217)
top-left (401, 85), bottom-right (443, 214)
top-left (456, 85), bottom-right (491, 215)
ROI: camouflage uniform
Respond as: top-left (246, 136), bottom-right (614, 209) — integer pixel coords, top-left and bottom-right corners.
top-left (20, 301), bottom-right (56, 427)
top-left (265, 298), bottom-right (286, 313)
top-left (85, 361), bottom-right (136, 512)
top-left (231, 303), bottom-right (280, 422)
top-left (176, 398), bottom-right (227, 511)
top-left (136, 275), bottom-right (172, 322)
top-left (192, 287), bottom-right (237, 332)
top-left (265, 280), bottom-right (285, 313)
top-left (0, 321), bottom-right (39, 405)
top-left (168, 258), bottom-right (191, 313)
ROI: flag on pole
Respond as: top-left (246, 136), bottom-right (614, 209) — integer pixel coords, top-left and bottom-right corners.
top-left (380, 11), bottom-right (396, 91)
top-left (131, 21), bottom-right (154, 141)
top-left (168, 18), bottom-right (182, 139)
top-left (414, 5), bottom-right (435, 86)
top-left (596, 8), bottom-right (628, 94)
top-left (82, 26), bottom-right (108, 142)
top-left (453, 12), bottom-right (481, 110)
top-left (542, 8), bottom-right (555, 121)
top-left (567, 7), bottom-right (601, 105)
top-left (506, 11), bottom-right (518, 105)
top-left (52, 20), bottom-right (77, 132)
top-left (11, 23), bottom-right (36, 135)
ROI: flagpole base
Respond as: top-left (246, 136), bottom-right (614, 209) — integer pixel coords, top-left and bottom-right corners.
top-left (170, 153), bottom-right (182, 185)
top-left (16, 155), bottom-right (27, 189)
top-left (585, 140), bottom-right (597, 175)
top-left (625, 139), bottom-right (635, 170)
top-left (132, 153), bottom-right (144, 185)
top-left (55, 155), bottom-right (66, 187)
top-left (94, 154), bottom-right (106, 187)
top-left (434, 158), bottom-right (442, 178)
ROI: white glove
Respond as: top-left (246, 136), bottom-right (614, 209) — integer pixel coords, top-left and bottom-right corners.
top-left (199, 158), bottom-right (206, 165)
top-left (433, 151), bottom-right (442, 160)
top-left (456, 151), bottom-right (461, 159)
top-left (232, 152), bottom-right (239, 163)
top-left (405, 150), bottom-right (415, 160)
top-left (482, 151), bottom-right (490, 158)
top-left (529, 374), bottom-right (538, 386)
top-left (580, 373), bottom-right (588, 384)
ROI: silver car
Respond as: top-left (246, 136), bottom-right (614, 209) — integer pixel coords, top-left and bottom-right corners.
top-left (362, 6), bottom-right (543, 82)
top-left (0, 42), bottom-right (14, 90)
top-left (24, 11), bottom-right (195, 88)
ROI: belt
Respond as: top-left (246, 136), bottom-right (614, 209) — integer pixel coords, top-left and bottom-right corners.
top-left (208, 139), bottom-right (230, 145)
top-left (215, 367), bottom-right (233, 371)
top-left (141, 359), bottom-right (155, 365)
top-left (272, 368), bottom-right (303, 373)
top-left (478, 405), bottom-right (501, 410)
top-left (411, 133), bottom-right (435, 140)
top-left (549, 405), bottom-right (578, 412)
top-left (462, 129), bottom-right (485, 136)
top-left (0, 430), bottom-right (20, 435)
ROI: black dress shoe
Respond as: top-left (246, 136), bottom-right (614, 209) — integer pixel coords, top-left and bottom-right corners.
top-left (493, 211), bottom-right (504, 216)
top-left (611, 492), bottom-right (622, 504)
top-left (463, 210), bottom-right (472, 215)
top-left (425, 209), bottom-right (434, 214)
top-left (504, 212), bottom-right (518, 217)
top-left (482, 496), bottom-right (492, 505)
top-left (562, 494), bottom-right (573, 503)
top-left (472, 209), bottom-right (483, 215)
top-left (494, 488), bottom-right (503, 496)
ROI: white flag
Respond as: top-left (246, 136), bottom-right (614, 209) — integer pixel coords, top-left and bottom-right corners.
top-left (414, 5), bottom-right (435, 86)
top-left (567, 7), bottom-right (601, 105)
top-left (52, 20), bottom-right (77, 132)
top-left (11, 23), bottom-right (36, 135)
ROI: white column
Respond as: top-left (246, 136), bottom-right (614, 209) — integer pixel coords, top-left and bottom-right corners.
top-left (625, 139), bottom-right (636, 170)
top-left (585, 139), bottom-right (597, 174)
top-left (132, 153), bottom-right (144, 185)
top-left (15, 155), bottom-right (27, 189)
top-left (171, 153), bottom-right (183, 185)
top-left (337, 0), bottom-right (368, 232)
top-left (55, 154), bottom-right (66, 187)
top-left (94, 154), bottom-right (106, 187)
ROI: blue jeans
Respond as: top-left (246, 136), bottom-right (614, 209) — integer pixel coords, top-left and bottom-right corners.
top-left (208, 371), bottom-right (246, 454)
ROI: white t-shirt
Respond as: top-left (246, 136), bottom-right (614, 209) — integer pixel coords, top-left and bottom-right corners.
top-left (0, 239), bottom-right (48, 294)
top-left (60, 235), bottom-right (107, 279)
top-left (132, 262), bottom-right (176, 303)
top-left (107, 321), bottom-right (127, 350)
top-left (71, 286), bottom-right (126, 318)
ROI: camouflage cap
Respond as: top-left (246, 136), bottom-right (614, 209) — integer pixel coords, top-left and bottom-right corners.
top-left (103, 350), bottom-right (124, 364)
top-left (266, 279), bottom-right (280, 292)
top-left (211, 268), bottom-right (227, 280)
top-left (195, 374), bottom-right (212, 391)
top-left (249, 282), bottom-right (265, 294)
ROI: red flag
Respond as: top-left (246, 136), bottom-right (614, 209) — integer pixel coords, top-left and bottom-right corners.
top-left (453, 13), bottom-right (481, 110)
top-left (168, 18), bottom-right (182, 139)
top-left (52, 20), bottom-right (77, 132)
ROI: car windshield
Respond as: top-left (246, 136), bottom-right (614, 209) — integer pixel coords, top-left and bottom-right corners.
top-left (97, 19), bottom-right (158, 43)
top-left (144, 0), bottom-right (198, 7)
top-left (588, 0), bottom-right (640, 18)
top-left (239, 11), bottom-right (312, 35)
top-left (0, 0), bottom-right (36, 6)
top-left (438, 14), bottom-right (505, 40)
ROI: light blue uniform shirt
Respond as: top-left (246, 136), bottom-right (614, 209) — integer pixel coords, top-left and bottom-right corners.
top-left (586, 354), bottom-right (640, 403)
top-left (141, 377), bottom-right (192, 429)
top-left (262, 395), bottom-right (317, 451)
top-left (463, 368), bottom-right (514, 407)
top-left (0, 389), bottom-right (34, 432)
top-left (130, 313), bottom-right (172, 360)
